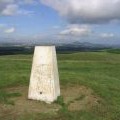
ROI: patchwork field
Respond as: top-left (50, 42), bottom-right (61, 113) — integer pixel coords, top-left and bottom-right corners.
top-left (0, 51), bottom-right (120, 120)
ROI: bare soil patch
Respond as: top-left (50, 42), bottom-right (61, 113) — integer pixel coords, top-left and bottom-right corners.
top-left (61, 85), bottom-right (100, 111)
top-left (0, 85), bottom-right (101, 119)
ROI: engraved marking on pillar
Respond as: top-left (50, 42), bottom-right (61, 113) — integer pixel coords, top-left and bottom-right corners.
top-left (32, 64), bottom-right (52, 95)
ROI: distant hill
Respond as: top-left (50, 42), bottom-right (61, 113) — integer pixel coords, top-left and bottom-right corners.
top-left (56, 41), bottom-right (111, 52)
top-left (0, 46), bottom-right (34, 55)
top-left (0, 41), bottom-right (120, 55)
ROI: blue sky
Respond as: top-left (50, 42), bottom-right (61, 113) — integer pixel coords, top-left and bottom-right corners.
top-left (0, 0), bottom-right (120, 45)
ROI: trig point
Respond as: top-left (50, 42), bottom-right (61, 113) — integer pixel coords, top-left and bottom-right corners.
top-left (28, 46), bottom-right (60, 103)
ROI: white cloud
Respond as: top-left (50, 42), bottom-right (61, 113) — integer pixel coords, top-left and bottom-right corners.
top-left (40, 0), bottom-right (120, 24)
top-left (1, 4), bottom-right (18, 16)
top-left (1, 4), bottom-right (34, 16)
top-left (60, 25), bottom-right (92, 37)
top-left (18, 9), bottom-right (34, 15)
top-left (100, 33), bottom-right (115, 38)
top-left (4, 27), bottom-right (15, 33)
top-left (0, 0), bottom-right (34, 16)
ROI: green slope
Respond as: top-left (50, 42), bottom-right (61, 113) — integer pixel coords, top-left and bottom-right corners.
top-left (0, 51), bottom-right (120, 120)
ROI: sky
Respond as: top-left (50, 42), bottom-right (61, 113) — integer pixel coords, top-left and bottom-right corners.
top-left (0, 0), bottom-right (120, 45)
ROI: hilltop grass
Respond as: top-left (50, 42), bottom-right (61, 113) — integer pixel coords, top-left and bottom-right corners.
top-left (0, 55), bottom-right (32, 88)
top-left (0, 90), bottom-right (21, 105)
top-left (106, 49), bottom-right (120, 54)
top-left (0, 51), bottom-right (120, 120)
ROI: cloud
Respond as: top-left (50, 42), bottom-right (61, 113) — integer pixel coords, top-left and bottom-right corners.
top-left (0, 0), bottom-right (15, 13)
top-left (100, 33), bottom-right (115, 38)
top-left (23, 0), bottom-right (34, 4)
top-left (1, 4), bottom-right (34, 16)
top-left (18, 10), bottom-right (34, 16)
top-left (4, 27), bottom-right (15, 33)
top-left (60, 25), bottom-right (92, 37)
top-left (0, 0), bottom-right (34, 16)
top-left (0, 0), bottom-right (33, 4)
top-left (1, 4), bottom-right (18, 16)
top-left (40, 0), bottom-right (120, 24)
top-left (0, 0), bottom-right (14, 3)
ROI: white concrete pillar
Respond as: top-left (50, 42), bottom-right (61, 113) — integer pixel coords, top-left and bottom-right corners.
top-left (28, 46), bottom-right (60, 103)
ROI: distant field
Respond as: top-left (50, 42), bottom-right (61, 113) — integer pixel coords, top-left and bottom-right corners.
top-left (0, 51), bottom-right (120, 120)
top-left (106, 48), bottom-right (120, 54)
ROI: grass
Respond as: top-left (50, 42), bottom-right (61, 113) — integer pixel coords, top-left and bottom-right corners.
top-left (75, 95), bottom-right (86, 101)
top-left (106, 49), bottom-right (120, 54)
top-left (0, 50), bottom-right (120, 120)
top-left (0, 90), bottom-right (21, 105)
top-left (0, 55), bottom-right (32, 88)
